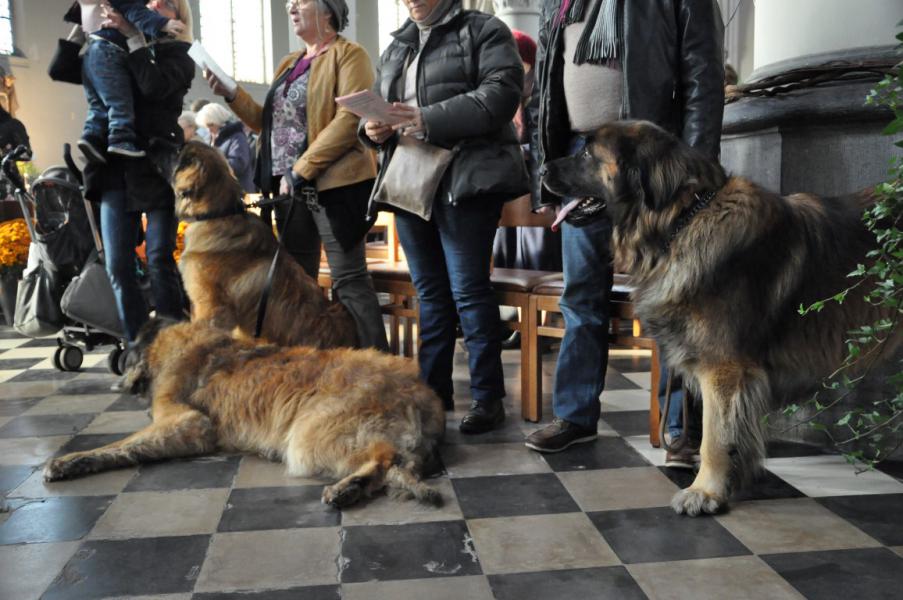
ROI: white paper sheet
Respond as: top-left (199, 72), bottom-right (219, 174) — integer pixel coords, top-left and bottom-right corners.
top-left (335, 90), bottom-right (407, 125)
top-left (187, 41), bottom-right (238, 95)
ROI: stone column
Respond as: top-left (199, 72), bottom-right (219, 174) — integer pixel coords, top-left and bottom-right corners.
top-left (492, 0), bottom-right (542, 39)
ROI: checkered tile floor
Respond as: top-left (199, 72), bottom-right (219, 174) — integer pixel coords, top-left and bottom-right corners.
top-left (1, 325), bottom-right (903, 599)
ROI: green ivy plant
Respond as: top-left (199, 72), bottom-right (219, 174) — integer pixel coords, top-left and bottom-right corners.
top-left (790, 24), bottom-right (903, 469)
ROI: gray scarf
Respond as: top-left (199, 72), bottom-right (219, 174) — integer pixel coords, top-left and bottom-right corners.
top-left (413, 0), bottom-right (456, 30)
top-left (564, 0), bottom-right (622, 66)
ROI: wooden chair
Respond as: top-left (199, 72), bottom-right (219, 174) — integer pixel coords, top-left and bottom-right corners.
top-left (525, 275), bottom-right (662, 446)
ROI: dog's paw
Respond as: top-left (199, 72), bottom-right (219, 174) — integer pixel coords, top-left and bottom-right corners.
top-left (43, 458), bottom-right (69, 482)
top-left (671, 487), bottom-right (725, 516)
top-left (322, 480), bottom-right (364, 509)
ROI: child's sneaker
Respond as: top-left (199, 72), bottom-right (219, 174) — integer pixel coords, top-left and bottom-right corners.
top-left (108, 143), bottom-right (146, 158)
top-left (78, 137), bottom-right (107, 164)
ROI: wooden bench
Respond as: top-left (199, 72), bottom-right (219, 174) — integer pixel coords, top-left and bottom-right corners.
top-left (525, 275), bottom-right (661, 446)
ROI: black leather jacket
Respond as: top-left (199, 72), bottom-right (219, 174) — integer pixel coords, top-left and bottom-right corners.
top-left (363, 3), bottom-right (529, 209)
top-left (530, 0), bottom-right (725, 209)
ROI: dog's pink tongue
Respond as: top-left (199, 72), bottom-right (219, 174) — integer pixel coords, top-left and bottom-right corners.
top-left (551, 198), bottom-right (582, 231)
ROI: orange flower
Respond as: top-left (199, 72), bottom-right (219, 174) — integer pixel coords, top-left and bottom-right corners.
top-left (0, 218), bottom-right (31, 278)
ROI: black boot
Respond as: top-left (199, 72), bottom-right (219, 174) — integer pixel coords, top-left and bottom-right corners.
top-left (459, 399), bottom-right (505, 434)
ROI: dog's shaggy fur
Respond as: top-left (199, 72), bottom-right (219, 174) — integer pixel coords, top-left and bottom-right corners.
top-left (43, 319), bottom-right (446, 507)
top-left (173, 141), bottom-right (357, 348)
top-left (543, 120), bottom-right (901, 516)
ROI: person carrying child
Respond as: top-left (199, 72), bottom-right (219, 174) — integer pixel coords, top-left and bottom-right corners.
top-left (69, 0), bottom-right (185, 163)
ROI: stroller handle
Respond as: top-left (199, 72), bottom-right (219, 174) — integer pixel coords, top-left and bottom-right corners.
top-left (63, 143), bottom-right (85, 187)
top-left (1, 144), bottom-right (30, 191)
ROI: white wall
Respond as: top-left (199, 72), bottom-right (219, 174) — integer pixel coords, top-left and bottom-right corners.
top-left (754, 0), bottom-right (900, 70)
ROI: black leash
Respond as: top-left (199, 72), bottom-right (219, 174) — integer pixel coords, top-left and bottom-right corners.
top-left (253, 193), bottom-right (296, 339)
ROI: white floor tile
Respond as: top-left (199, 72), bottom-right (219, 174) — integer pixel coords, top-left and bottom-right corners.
top-left (622, 372), bottom-right (651, 390)
top-left (624, 434), bottom-right (668, 467)
top-left (765, 455), bottom-right (903, 497)
top-left (601, 388), bottom-right (650, 412)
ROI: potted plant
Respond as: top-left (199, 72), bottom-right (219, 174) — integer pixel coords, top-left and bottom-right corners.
top-left (0, 217), bottom-right (30, 325)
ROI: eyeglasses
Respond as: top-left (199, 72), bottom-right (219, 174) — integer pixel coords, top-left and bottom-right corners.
top-left (285, 0), bottom-right (302, 11)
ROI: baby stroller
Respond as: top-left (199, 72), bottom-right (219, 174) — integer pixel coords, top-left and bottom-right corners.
top-left (2, 144), bottom-right (129, 374)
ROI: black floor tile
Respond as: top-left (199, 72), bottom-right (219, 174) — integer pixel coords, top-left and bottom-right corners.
top-left (443, 417), bottom-right (528, 445)
top-left (588, 507), bottom-right (751, 564)
top-left (19, 338), bottom-right (62, 348)
top-left (602, 371), bottom-right (643, 391)
top-left (816, 494), bottom-right (903, 546)
top-left (193, 586), bottom-right (341, 600)
top-left (0, 358), bottom-right (43, 370)
top-left (658, 467), bottom-right (805, 502)
top-left (106, 393), bottom-right (149, 412)
top-left (42, 535), bottom-right (211, 599)
top-left (341, 520), bottom-right (482, 583)
top-left (452, 473), bottom-right (580, 519)
top-left (7, 369), bottom-right (79, 383)
top-left (0, 495), bottom-right (114, 544)
top-left (56, 433), bottom-right (130, 456)
top-left (0, 413), bottom-right (96, 438)
top-left (123, 455), bottom-right (241, 492)
top-left (489, 567), bottom-right (647, 600)
top-left (761, 547), bottom-right (903, 600)
top-left (543, 436), bottom-right (650, 472)
top-left (0, 465), bottom-right (33, 496)
top-left (0, 397), bottom-right (41, 416)
top-left (875, 459), bottom-right (903, 483)
top-left (607, 356), bottom-right (653, 373)
top-left (600, 411), bottom-right (650, 437)
top-left (766, 440), bottom-right (828, 458)
top-left (217, 486), bottom-right (340, 532)
top-left (56, 377), bottom-right (117, 395)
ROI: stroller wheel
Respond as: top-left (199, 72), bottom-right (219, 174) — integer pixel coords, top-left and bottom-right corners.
top-left (54, 345), bottom-right (84, 372)
top-left (107, 347), bottom-right (126, 376)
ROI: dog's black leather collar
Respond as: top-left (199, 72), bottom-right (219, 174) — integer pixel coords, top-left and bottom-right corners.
top-left (664, 189), bottom-right (718, 252)
top-left (184, 202), bottom-right (247, 222)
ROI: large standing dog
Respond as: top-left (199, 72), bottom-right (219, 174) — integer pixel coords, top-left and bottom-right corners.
top-left (542, 120), bottom-right (901, 516)
top-left (172, 141), bottom-right (358, 348)
top-left (44, 319), bottom-right (446, 507)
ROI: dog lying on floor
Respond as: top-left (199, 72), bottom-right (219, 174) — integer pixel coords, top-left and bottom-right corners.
top-left (542, 120), bottom-right (901, 516)
top-left (43, 319), bottom-right (446, 507)
top-left (172, 141), bottom-right (357, 348)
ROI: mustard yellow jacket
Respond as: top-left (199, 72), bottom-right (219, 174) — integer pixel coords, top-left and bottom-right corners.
top-left (228, 36), bottom-right (377, 193)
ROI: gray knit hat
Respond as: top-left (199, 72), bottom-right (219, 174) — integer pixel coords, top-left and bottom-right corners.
top-left (319, 0), bottom-right (349, 32)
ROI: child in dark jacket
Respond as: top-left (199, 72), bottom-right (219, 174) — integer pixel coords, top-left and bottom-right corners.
top-left (71, 0), bottom-right (185, 163)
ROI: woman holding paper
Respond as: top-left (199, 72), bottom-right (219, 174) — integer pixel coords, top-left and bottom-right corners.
top-left (362, 0), bottom-right (528, 431)
top-left (205, 0), bottom-right (387, 351)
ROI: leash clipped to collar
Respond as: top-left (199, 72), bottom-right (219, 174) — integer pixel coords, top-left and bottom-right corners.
top-left (663, 189), bottom-right (718, 252)
top-left (184, 201), bottom-right (247, 222)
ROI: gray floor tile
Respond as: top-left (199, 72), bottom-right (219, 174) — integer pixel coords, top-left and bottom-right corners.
top-left (0, 435), bottom-right (71, 465)
top-left (342, 576), bottom-right (494, 600)
top-left (0, 541), bottom-right (80, 600)
top-left (0, 464), bottom-right (33, 495)
top-left (217, 486), bottom-right (340, 532)
top-left (542, 435), bottom-right (651, 471)
top-left (341, 520), bottom-right (481, 583)
top-left (489, 567), bottom-right (646, 600)
top-left (0, 396), bottom-right (41, 416)
top-left (761, 547), bottom-right (903, 600)
top-left (89, 489), bottom-right (230, 539)
top-left (0, 413), bottom-right (95, 438)
top-left (588, 507), bottom-right (751, 564)
top-left (42, 535), bottom-right (210, 599)
top-left (0, 495), bottom-right (114, 544)
top-left (124, 455), bottom-right (241, 492)
top-left (452, 473), bottom-right (580, 519)
top-left (441, 442), bottom-right (552, 478)
top-left (558, 467), bottom-right (678, 512)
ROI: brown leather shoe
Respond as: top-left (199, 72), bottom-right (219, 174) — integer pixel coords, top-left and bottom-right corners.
top-left (665, 443), bottom-right (701, 470)
top-left (459, 400), bottom-right (505, 434)
top-left (525, 417), bottom-right (597, 453)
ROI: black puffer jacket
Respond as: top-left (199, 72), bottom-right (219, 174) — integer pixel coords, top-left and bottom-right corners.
top-left (364, 4), bottom-right (529, 209)
top-left (82, 41), bottom-right (194, 211)
top-left (530, 0), bottom-right (725, 209)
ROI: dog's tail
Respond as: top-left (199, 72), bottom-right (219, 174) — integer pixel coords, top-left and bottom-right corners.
top-left (386, 458), bottom-right (443, 507)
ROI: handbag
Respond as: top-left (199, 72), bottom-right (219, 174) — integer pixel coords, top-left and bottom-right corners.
top-left (372, 135), bottom-right (457, 221)
top-left (48, 38), bottom-right (83, 86)
top-left (61, 259), bottom-right (124, 339)
top-left (14, 253), bottom-right (64, 338)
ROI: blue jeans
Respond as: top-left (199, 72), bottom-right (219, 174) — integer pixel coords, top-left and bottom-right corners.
top-left (394, 197), bottom-right (504, 405)
top-left (658, 362), bottom-right (702, 441)
top-left (82, 38), bottom-right (137, 148)
top-left (100, 188), bottom-right (183, 342)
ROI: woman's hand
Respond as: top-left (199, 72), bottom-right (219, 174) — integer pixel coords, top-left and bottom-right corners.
top-left (100, 5), bottom-right (138, 37)
top-left (364, 120), bottom-right (394, 145)
top-left (388, 103), bottom-right (425, 138)
top-left (205, 69), bottom-right (236, 103)
top-left (279, 175), bottom-right (291, 196)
